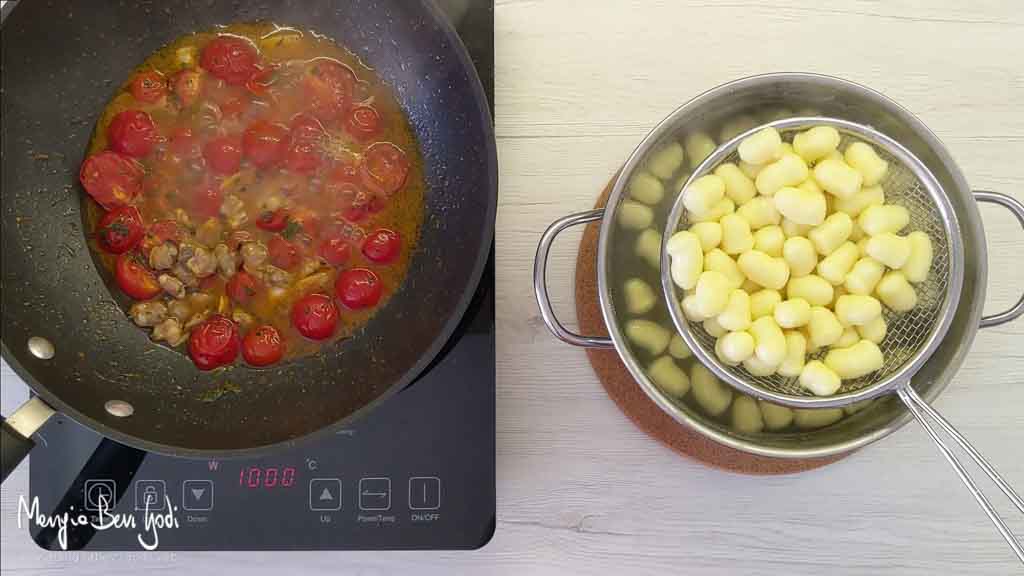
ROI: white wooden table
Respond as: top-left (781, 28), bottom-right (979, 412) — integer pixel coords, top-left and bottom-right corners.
top-left (3, 1), bottom-right (1023, 574)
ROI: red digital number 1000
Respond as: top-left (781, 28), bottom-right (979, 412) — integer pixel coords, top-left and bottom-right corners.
top-left (238, 466), bottom-right (297, 489)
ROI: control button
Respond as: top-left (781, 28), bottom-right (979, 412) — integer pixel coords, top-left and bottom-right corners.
top-left (134, 480), bottom-right (167, 511)
top-left (359, 477), bottom-right (391, 511)
top-left (84, 479), bottom-right (117, 512)
top-left (182, 480), bottom-right (214, 511)
top-left (408, 477), bottom-right (441, 510)
top-left (309, 478), bottom-right (342, 511)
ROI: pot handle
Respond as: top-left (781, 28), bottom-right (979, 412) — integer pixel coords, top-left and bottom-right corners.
top-left (534, 209), bottom-right (615, 348)
top-left (1, 396), bottom-right (55, 483)
top-left (974, 190), bottom-right (1024, 328)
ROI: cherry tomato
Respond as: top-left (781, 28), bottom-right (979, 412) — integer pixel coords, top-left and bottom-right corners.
top-left (200, 36), bottom-right (261, 86)
top-left (335, 268), bottom-right (382, 309)
top-left (245, 64), bottom-right (279, 96)
top-left (360, 142), bottom-right (409, 197)
top-left (203, 134), bottom-right (243, 175)
top-left (302, 58), bottom-right (356, 122)
top-left (255, 207), bottom-right (290, 232)
top-left (243, 120), bottom-right (288, 168)
top-left (149, 220), bottom-right (181, 243)
top-left (191, 180), bottom-right (223, 219)
top-left (114, 253), bottom-right (161, 300)
top-left (188, 314), bottom-right (240, 371)
top-left (282, 114), bottom-right (324, 173)
top-left (79, 151), bottom-right (144, 210)
top-left (226, 270), bottom-right (263, 305)
top-left (97, 206), bottom-right (145, 254)
top-left (362, 228), bottom-right (401, 264)
top-left (317, 237), bottom-right (352, 266)
top-left (169, 126), bottom-right (202, 159)
top-left (327, 157), bottom-right (360, 184)
top-left (171, 69), bottom-right (203, 106)
top-left (268, 235), bottom-right (301, 270)
top-left (290, 293), bottom-right (339, 340)
top-left (130, 71), bottom-right (167, 104)
top-left (219, 95), bottom-right (250, 119)
top-left (242, 325), bottom-right (285, 367)
top-left (107, 110), bottom-right (160, 158)
top-left (344, 105), bottom-right (381, 141)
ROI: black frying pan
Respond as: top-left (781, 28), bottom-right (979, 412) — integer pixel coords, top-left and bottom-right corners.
top-left (0, 0), bottom-right (496, 480)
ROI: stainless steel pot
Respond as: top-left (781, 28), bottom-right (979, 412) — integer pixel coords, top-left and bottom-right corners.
top-left (533, 73), bottom-right (1024, 459)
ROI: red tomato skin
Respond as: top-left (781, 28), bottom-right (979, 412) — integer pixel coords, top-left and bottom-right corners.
top-left (107, 110), bottom-right (160, 158)
top-left (302, 58), bottom-right (356, 122)
top-left (188, 315), bottom-right (240, 371)
top-left (191, 181), bottom-right (224, 219)
top-left (171, 70), bottom-right (203, 106)
top-left (362, 228), bottom-right (401, 264)
top-left (318, 237), bottom-right (352, 266)
top-left (97, 206), bottom-right (145, 254)
top-left (149, 220), bottom-right (181, 243)
top-left (245, 63), bottom-right (280, 96)
top-left (344, 105), bottom-right (382, 141)
top-left (335, 268), bottom-right (382, 309)
top-left (243, 121), bottom-right (289, 168)
top-left (226, 270), bottom-right (262, 305)
top-left (255, 208), bottom-right (290, 232)
top-left (130, 71), bottom-right (168, 104)
top-left (79, 151), bottom-right (144, 210)
top-left (169, 126), bottom-right (202, 159)
top-left (200, 36), bottom-right (261, 86)
top-left (114, 254), bottom-right (162, 300)
top-left (242, 325), bottom-right (285, 367)
top-left (203, 135), bottom-right (244, 175)
top-left (268, 235), bottom-right (301, 270)
top-left (360, 142), bottom-right (410, 197)
top-left (282, 115), bottom-right (325, 173)
top-left (290, 293), bottom-right (339, 340)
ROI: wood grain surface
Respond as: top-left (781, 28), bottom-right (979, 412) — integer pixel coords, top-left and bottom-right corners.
top-left (3, 0), bottom-right (1023, 574)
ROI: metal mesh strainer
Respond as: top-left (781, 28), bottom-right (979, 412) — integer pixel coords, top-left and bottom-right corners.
top-left (660, 117), bottom-right (1024, 562)
top-left (662, 117), bottom-right (962, 407)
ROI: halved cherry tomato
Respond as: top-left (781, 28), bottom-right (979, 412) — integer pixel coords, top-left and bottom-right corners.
top-left (203, 134), bottom-right (244, 175)
top-left (242, 325), bottom-right (285, 367)
top-left (200, 36), bottom-right (261, 86)
top-left (191, 180), bottom-right (223, 219)
top-left (169, 126), bottom-right (202, 159)
top-left (362, 228), bottom-right (401, 264)
top-left (302, 58), bottom-right (356, 122)
top-left (188, 314), bottom-right (240, 371)
top-left (108, 110), bottom-right (160, 158)
top-left (360, 142), bottom-right (409, 197)
top-left (290, 293), bottom-right (338, 340)
top-left (171, 69), bottom-right (203, 106)
top-left (97, 206), bottom-right (145, 254)
top-left (344, 105), bottom-right (381, 141)
top-left (130, 71), bottom-right (168, 104)
top-left (226, 270), bottom-right (263, 305)
top-left (335, 268), bottom-right (382, 309)
top-left (245, 64), bottom-right (279, 96)
top-left (79, 151), bottom-right (144, 210)
top-left (317, 237), bottom-right (352, 266)
top-left (115, 253), bottom-right (162, 300)
top-left (243, 120), bottom-right (289, 168)
top-left (268, 235), bottom-right (301, 270)
top-left (282, 114), bottom-right (324, 173)
top-left (255, 207), bottom-right (290, 232)
top-left (149, 220), bottom-right (181, 243)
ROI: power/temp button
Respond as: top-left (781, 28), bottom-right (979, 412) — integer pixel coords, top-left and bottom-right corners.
top-left (408, 477), bottom-right (440, 510)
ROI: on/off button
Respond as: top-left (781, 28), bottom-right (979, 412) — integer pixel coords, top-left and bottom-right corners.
top-left (408, 477), bottom-right (440, 510)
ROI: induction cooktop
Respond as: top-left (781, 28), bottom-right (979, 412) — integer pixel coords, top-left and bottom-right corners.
top-left (25, 0), bottom-right (495, 551)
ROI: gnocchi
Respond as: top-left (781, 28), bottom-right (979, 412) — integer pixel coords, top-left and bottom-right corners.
top-left (813, 158), bottom-right (863, 199)
top-left (749, 289), bottom-right (782, 319)
top-left (669, 334), bottom-right (693, 359)
top-left (737, 127), bottom-right (782, 165)
top-left (694, 270), bottom-right (732, 317)
top-left (750, 316), bottom-right (787, 366)
top-left (705, 248), bottom-right (746, 288)
top-left (685, 132), bottom-right (718, 169)
top-left (782, 236), bottom-right (818, 277)
top-left (720, 213), bottom-right (755, 255)
top-left (626, 320), bottom-right (671, 355)
top-left (759, 400), bottom-right (795, 430)
top-left (716, 330), bottom-right (755, 365)
top-left (690, 197), bottom-right (736, 223)
top-left (799, 360), bottom-right (842, 396)
top-left (844, 257), bottom-right (885, 295)
top-left (736, 196), bottom-right (782, 230)
top-left (794, 408), bottom-right (844, 429)
top-left (635, 228), bottom-right (663, 269)
top-left (738, 250), bottom-right (791, 291)
top-left (666, 231), bottom-right (703, 290)
top-left (624, 278), bottom-right (657, 315)
top-left (807, 306), bottom-right (844, 350)
top-left (808, 212), bottom-right (853, 256)
top-left (834, 294), bottom-right (882, 326)
top-left (718, 289), bottom-right (753, 331)
top-left (858, 204), bottom-right (909, 236)
top-left (649, 356), bottom-right (691, 397)
top-left (816, 241), bottom-right (859, 285)
top-left (755, 154), bottom-right (809, 196)
top-left (647, 142), bottom-right (685, 180)
top-left (844, 142), bottom-right (888, 186)
top-left (753, 225), bottom-right (786, 257)
top-left (731, 395), bottom-right (765, 434)
top-left (902, 231), bottom-right (933, 283)
top-left (774, 185), bottom-right (827, 226)
top-left (618, 201), bottom-right (654, 230)
top-left (683, 175), bottom-right (726, 217)
top-left (824, 339), bottom-right (884, 379)
top-left (865, 233), bottom-right (911, 269)
top-left (629, 171), bottom-right (665, 204)
top-left (787, 274), bottom-right (834, 306)
top-left (690, 222), bottom-right (723, 252)
top-left (777, 330), bottom-right (807, 377)
top-left (857, 315), bottom-right (887, 344)
top-left (774, 298), bottom-right (811, 328)
top-left (691, 363), bottom-right (733, 416)
top-left (714, 163), bottom-right (758, 205)
top-left (876, 270), bottom-right (917, 312)
top-left (792, 125), bottom-right (840, 163)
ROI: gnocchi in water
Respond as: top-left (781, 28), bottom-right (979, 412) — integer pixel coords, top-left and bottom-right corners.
top-left (668, 125), bottom-right (934, 396)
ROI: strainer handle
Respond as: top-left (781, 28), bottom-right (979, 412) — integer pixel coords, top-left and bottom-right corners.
top-left (897, 385), bottom-right (1024, 563)
top-left (974, 190), bottom-right (1024, 328)
top-left (534, 209), bottom-right (615, 348)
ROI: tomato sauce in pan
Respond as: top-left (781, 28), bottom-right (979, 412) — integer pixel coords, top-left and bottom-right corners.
top-left (81, 23), bottom-right (425, 369)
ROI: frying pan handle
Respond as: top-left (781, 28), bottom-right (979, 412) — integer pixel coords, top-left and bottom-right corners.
top-left (534, 209), bottom-right (615, 348)
top-left (974, 191), bottom-right (1024, 328)
top-left (1, 397), bottom-right (55, 483)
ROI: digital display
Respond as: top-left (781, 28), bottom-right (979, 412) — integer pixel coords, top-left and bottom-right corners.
top-left (238, 466), bottom-right (298, 489)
